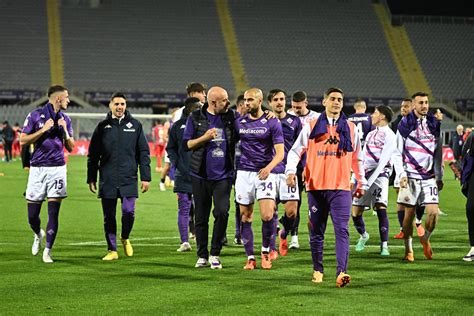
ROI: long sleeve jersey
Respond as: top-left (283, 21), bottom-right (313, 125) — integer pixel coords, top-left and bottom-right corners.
top-left (363, 125), bottom-right (405, 187)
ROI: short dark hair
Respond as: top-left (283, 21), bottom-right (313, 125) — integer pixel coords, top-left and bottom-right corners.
top-left (267, 89), bottom-right (286, 102)
top-left (183, 97), bottom-right (201, 118)
top-left (376, 105), bottom-right (394, 123)
top-left (47, 85), bottom-right (68, 97)
top-left (411, 92), bottom-right (429, 99)
top-left (236, 94), bottom-right (245, 106)
top-left (324, 87), bottom-right (344, 98)
top-left (292, 90), bottom-right (307, 102)
top-left (186, 82), bottom-right (206, 95)
top-left (403, 98), bottom-right (412, 103)
top-left (110, 92), bottom-right (127, 101)
top-left (3, 120), bottom-right (9, 125)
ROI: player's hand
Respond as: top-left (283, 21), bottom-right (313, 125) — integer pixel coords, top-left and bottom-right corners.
top-left (141, 181), bottom-right (150, 193)
top-left (263, 110), bottom-right (276, 120)
top-left (286, 174), bottom-right (296, 187)
top-left (399, 177), bottom-right (408, 188)
top-left (436, 180), bottom-right (444, 191)
top-left (58, 118), bottom-right (67, 130)
top-left (353, 188), bottom-right (365, 199)
top-left (204, 128), bottom-right (217, 141)
top-left (42, 119), bottom-right (54, 132)
top-left (88, 182), bottom-right (97, 193)
top-left (434, 109), bottom-right (443, 121)
top-left (257, 167), bottom-right (271, 180)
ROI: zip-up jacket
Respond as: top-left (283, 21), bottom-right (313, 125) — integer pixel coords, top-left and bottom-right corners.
top-left (87, 110), bottom-right (151, 198)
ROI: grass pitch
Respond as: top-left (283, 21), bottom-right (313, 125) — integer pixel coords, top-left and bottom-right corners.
top-left (0, 156), bottom-right (473, 314)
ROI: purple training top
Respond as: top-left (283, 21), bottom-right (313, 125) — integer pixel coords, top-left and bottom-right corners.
top-left (183, 111), bottom-right (233, 180)
top-left (22, 103), bottom-right (73, 167)
top-left (235, 113), bottom-right (284, 172)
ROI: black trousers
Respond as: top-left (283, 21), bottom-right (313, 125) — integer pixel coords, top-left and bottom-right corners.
top-left (466, 173), bottom-right (474, 246)
top-left (192, 177), bottom-right (232, 258)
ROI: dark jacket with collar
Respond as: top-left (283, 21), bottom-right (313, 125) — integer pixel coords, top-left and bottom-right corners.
top-left (87, 110), bottom-right (151, 198)
top-left (185, 103), bottom-right (236, 178)
top-left (167, 116), bottom-right (192, 193)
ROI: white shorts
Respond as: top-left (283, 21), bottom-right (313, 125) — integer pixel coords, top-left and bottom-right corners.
top-left (25, 165), bottom-right (67, 202)
top-left (397, 178), bottom-right (439, 206)
top-left (275, 173), bottom-right (299, 201)
top-left (235, 170), bottom-right (277, 205)
top-left (353, 177), bottom-right (389, 208)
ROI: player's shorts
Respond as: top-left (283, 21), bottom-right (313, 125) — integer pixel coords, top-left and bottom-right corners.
top-left (154, 143), bottom-right (165, 157)
top-left (164, 149), bottom-right (170, 163)
top-left (235, 170), bottom-right (277, 205)
top-left (397, 178), bottom-right (439, 206)
top-left (275, 173), bottom-right (299, 201)
top-left (353, 176), bottom-right (389, 208)
top-left (25, 165), bottom-right (67, 202)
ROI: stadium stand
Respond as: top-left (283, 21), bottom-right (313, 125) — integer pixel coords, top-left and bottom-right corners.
top-left (0, 1), bottom-right (50, 90)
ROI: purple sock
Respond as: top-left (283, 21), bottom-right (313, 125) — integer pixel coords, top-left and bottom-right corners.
top-left (102, 198), bottom-right (117, 251)
top-left (45, 201), bottom-right (61, 249)
top-left (121, 197), bottom-right (136, 239)
top-left (269, 211), bottom-right (278, 250)
top-left (352, 215), bottom-right (366, 235)
top-left (376, 208), bottom-right (389, 242)
top-left (27, 203), bottom-right (42, 234)
top-left (234, 201), bottom-right (241, 238)
top-left (177, 193), bottom-right (192, 243)
top-left (280, 215), bottom-right (295, 239)
top-left (241, 222), bottom-right (254, 256)
top-left (261, 219), bottom-right (274, 249)
top-left (397, 210), bottom-right (405, 229)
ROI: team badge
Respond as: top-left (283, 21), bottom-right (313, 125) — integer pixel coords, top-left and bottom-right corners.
top-left (126, 122), bottom-right (133, 128)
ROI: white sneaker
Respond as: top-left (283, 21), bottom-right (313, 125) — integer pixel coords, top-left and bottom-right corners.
top-left (177, 242), bottom-right (192, 252)
top-left (209, 255), bottom-right (222, 269)
top-left (289, 235), bottom-right (300, 249)
top-left (463, 249), bottom-right (474, 262)
top-left (32, 229), bottom-right (45, 256)
top-left (42, 248), bottom-right (53, 263)
top-left (159, 182), bottom-right (166, 192)
top-left (195, 257), bottom-right (210, 268)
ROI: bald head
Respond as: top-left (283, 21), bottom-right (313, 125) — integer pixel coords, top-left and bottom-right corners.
top-left (244, 88), bottom-right (264, 117)
top-left (207, 86), bottom-right (229, 114)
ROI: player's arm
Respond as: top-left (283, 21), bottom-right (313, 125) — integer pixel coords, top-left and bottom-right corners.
top-left (351, 126), bottom-right (367, 194)
top-left (258, 143), bottom-right (284, 180)
top-left (285, 123), bottom-right (310, 187)
top-left (433, 135), bottom-right (444, 190)
top-left (58, 118), bottom-right (75, 152)
top-left (20, 118), bottom-right (54, 146)
top-left (136, 124), bottom-right (152, 192)
top-left (87, 125), bottom-right (102, 193)
top-left (395, 130), bottom-right (408, 188)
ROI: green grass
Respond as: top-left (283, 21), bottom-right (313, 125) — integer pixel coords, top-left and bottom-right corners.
top-left (1, 156), bottom-right (473, 314)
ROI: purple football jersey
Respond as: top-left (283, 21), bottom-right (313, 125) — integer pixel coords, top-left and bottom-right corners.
top-left (273, 113), bottom-right (302, 174)
top-left (235, 114), bottom-right (284, 172)
top-left (22, 103), bottom-right (73, 167)
top-left (348, 113), bottom-right (373, 142)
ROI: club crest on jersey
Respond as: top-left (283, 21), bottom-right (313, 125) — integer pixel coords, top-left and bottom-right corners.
top-left (287, 118), bottom-right (293, 124)
top-left (126, 122), bottom-right (133, 128)
top-left (260, 118), bottom-right (267, 124)
top-left (40, 114), bottom-right (45, 118)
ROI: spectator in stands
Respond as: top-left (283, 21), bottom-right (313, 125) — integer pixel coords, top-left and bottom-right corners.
top-left (461, 132), bottom-right (474, 261)
top-left (2, 121), bottom-right (14, 162)
top-left (87, 93), bottom-right (151, 261)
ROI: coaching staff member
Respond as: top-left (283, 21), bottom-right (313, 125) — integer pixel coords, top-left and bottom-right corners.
top-left (87, 93), bottom-right (151, 261)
